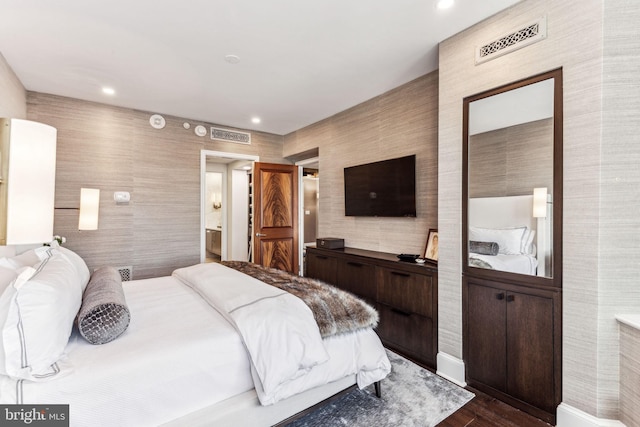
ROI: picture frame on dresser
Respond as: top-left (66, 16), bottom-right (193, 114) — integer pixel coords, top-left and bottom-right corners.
top-left (423, 229), bottom-right (438, 262)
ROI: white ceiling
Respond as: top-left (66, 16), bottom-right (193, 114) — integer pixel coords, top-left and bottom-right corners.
top-left (0, 0), bottom-right (521, 135)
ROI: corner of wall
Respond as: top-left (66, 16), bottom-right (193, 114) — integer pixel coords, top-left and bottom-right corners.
top-left (556, 403), bottom-right (626, 427)
top-left (436, 352), bottom-right (467, 388)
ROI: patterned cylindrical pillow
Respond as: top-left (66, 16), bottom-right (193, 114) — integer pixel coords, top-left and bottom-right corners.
top-left (469, 241), bottom-right (500, 256)
top-left (77, 267), bottom-right (130, 345)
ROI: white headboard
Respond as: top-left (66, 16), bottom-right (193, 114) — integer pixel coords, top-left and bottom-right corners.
top-left (469, 195), bottom-right (535, 231)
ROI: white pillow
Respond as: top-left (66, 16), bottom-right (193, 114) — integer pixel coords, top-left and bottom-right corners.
top-left (0, 247), bottom-right (48, 270)
top-left (0, 247), bottom-right (16, 258)
top-left (469, 226), bottom-right (527, 255)
top-left (57, 247), bottom-right (90, 292)
top-left (521, 229), bottom-right (536, 255)
top-left (0, 250), bottom-right (85, 381)
top-left (0, 265), bottom-right (18, 295)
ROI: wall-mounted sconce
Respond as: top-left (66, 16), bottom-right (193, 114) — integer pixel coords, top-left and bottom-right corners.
top-left (78, 188), bottom-right (100, 230)
top-left (533, 187), bottom-right (550, 276)
top-left (532, 187), bottom-right (548, 218)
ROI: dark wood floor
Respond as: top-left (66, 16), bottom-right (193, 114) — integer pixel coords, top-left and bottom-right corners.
top-left (437, 387), bottom-right (552, 427)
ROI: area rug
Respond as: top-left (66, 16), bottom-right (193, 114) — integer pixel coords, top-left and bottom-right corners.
top-left (287, 350), bottom-right (474, 427)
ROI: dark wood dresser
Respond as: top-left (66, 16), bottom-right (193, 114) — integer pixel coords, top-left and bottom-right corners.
top-left (306, 246), bottom-right (437, 368)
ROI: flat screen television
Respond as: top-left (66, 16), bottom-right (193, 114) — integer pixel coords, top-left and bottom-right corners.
top-left (344, 155), bottom-right (416, 217)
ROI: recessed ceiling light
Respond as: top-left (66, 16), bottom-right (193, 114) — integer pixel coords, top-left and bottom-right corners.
top-left (225, 54), bottom-right (240, 64)
top-left (251, 117), bottom-right (261, 124)
top-left (436, 0), bottom-right (454, 10)
top-left (102, 87), bottom-right (115, 95)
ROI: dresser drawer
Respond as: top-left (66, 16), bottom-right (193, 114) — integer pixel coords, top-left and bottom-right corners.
top-left (377, 268), bottom-right (432, 317)
top-left (378, 304), bottom-right (434, 365)
top-left (337, 259), bottom-right (376, 300)
top-left (306, 251), bottom-right (337, 284)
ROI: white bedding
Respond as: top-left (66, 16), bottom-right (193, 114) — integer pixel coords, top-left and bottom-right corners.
top-left (0, 266), bottom-right (391, 426)
top-left (469, 252), bottom-right (538, 275)
top-left (1, 276), bottom-right (254, 426)
top-left (172, 262), bottom-right (389, 405)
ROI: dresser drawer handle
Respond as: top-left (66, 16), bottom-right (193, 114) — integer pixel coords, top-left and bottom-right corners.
top-left (391, 308), bottom-right (411, 317)
top-left (391, 271), bottom-right (411, 277)
top-left (316, 255), bottom-right (328, 260)
top-left (347, 262), bottom-right (363, 267)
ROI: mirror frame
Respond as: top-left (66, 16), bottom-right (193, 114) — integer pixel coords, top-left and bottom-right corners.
top-left (462, 68), bottom-right (563, 288)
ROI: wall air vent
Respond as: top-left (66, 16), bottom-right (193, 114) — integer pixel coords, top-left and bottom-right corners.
top-left (210, 127), bottom-right (251, 145)
top-left (475, 16), bottom-right (547, 65)
top-left (115, 266), bottom-right (133, 282)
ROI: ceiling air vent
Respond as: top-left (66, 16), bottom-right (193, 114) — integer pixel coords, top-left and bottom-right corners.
top-left (210, 127), bottom-right (251, 145)
top-left (475, 16), bottom-right (547, 65)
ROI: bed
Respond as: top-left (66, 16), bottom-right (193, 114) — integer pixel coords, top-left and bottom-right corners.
top-left (468, 195), bottom-right (546, 276)
top-left (0, 245), bottom-right (391, 426)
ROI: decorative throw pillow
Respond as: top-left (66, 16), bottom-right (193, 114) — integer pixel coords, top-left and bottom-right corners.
top-left (470, 240), bottom-right (499, 256)
top-left (0, 250), bottom-right (85, 381)
top-left (77, 267), bottom-right (130, 345)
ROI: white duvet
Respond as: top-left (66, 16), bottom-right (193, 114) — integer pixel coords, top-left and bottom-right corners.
top-left (173, 262), bottom-right (389, 405)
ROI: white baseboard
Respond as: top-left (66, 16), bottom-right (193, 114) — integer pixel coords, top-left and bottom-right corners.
top-left (436, 352), bottom-right (467, 387)
top-left (557, 403), bottom-right (626, 427)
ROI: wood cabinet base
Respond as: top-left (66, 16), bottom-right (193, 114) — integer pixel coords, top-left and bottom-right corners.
top-left (306, 246), bottom-right (437, 368)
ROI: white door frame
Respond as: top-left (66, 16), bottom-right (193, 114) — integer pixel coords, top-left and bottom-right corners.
top-left (200, 150), bottom-right (259, 263)
top-left (295, 157), bottom-right (319, 275)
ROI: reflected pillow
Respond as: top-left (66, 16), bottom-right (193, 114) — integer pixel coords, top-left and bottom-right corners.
top-left (469, 226), bottom-right (527, 255)
top-left (470, 241), bottom-right (499, 256)
top-left (521, 229), bottom-right (536, 255)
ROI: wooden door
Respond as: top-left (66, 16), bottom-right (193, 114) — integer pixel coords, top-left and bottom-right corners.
top-left (506, 290), bottom-right (555, 413)
top-left (466, 282), bottom-right (508, 392)
top-left (252, 162), bottom-right (299, 274)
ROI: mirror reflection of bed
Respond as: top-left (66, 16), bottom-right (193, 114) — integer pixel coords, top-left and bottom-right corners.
top-left (468, 194), bottom-right (551, 276)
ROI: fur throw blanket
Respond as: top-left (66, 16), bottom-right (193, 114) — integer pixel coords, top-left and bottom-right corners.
top-left (222, 261), bottom-right (379, 338)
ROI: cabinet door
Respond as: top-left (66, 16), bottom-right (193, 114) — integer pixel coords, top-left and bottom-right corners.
top-left (306, 251), bottom-right (337, 284)
top-left (466, 282), bottom-right (507, 392)
top-left (337, 259), bottom-right (376, 301)
top-left (506, 290), bottom-right (555, 413)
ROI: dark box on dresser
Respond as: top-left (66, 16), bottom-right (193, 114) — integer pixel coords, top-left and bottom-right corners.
top-left (316, 238), bottom-right (345, 249)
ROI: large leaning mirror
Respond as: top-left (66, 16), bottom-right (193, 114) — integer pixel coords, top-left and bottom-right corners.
top-left (463, 69), bottom-right (562, 285)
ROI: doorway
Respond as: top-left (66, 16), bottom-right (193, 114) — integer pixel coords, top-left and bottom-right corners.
top-left (296, 157), bottom-right (319, 275)
top-left (200, 150), bottom-right (259, 263)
